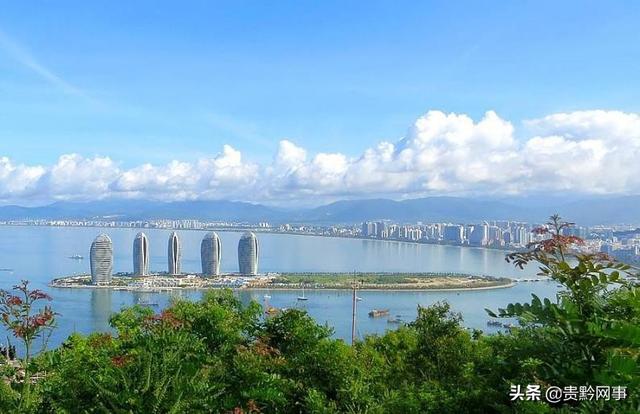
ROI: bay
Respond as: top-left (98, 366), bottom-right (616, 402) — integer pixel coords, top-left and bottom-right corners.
top-left (0, 226), bottom-right (556, 348)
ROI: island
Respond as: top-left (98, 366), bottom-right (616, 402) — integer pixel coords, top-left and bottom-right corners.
top-left (256, 272), bottom-right (514, 290)
top-left (50, 272), bottom-right (515, 291)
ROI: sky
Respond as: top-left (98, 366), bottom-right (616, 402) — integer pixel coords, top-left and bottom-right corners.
top-left (0, 1), bottom-right (639, 206)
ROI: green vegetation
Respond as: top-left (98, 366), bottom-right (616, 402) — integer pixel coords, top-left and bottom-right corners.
top-left (1, 215), bottom-right (639, 413)
top-left (274, 272), bottom-right (480, 284)
top-left (265, 272), bottom-right (513, 290)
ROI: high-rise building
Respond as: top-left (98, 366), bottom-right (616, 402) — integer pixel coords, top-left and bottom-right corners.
top-left (469, 223), bottom-right (489, 246)
top-left (90, 234), bottom-right (113, 285)
top-left (238, 231), bottom-right (258, 275)
top-left (133, 232), bottom-right (149, 276)
top-left (488, 226), bottom-right (503, 246)
top-left (167, 232), bottom-right (182, 275)
top-left (361, 221), bottom-right (377, 238)
top-left (443, 225), bottom-right (464, 244)
top-left (503, 231), bottom-right (512, 245)
top-left (361, 222), bottom-right (369, 236)
top-left (515, 226), bottom-right (530, 246)
top-left (201, 232), bottom-right (222, 276)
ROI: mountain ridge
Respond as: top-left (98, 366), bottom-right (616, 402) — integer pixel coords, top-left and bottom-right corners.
top-left (0, 196), bottom-right (638, 225)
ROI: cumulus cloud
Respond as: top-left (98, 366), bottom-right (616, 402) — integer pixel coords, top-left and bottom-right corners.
top-left (1, 109), bottom-right (640, 205)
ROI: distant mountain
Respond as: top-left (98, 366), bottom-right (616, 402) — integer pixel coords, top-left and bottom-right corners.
top-left (0, 200), bottom-right (286, 223)
top-left (555, 196), bottom-right (640, 226)
top-left (305, 197), bottom-right (534, 223)
top-left (0, 195), bottom-right (639, 225)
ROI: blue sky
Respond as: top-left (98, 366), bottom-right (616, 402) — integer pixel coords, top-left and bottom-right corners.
top-left (0, 1), bottom-right (639, 205)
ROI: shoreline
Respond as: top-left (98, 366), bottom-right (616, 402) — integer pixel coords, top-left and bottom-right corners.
top-left (242, 281), bottom-right (517, 292)
top-left (49, 274), bottom-right (517, 292)
top-left (48, 283), bottom-right (516, 293)
top-left (0, 223), bottom-right (518, 254)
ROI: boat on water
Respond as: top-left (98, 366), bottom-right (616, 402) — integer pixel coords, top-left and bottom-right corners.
top-left (487, 320), bottom-right (502, 327)
top-left (0, 268), bottom-right (14, 272)
top-left (356, 296), bottom-right (363, 301)
top-left (137, 299), bottom-right (159, 307)
top-left (368, 309), bottom-right (390, 318)
top-left (297, 286), bottom-right (308, 301)
top-left (68, 254), bottom-right (84, 260)
top-left (387, 317), bottom-right (403, 324)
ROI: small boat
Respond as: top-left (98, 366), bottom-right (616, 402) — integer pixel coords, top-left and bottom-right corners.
top-left (368, 309), bottom-right (390, 318)
top-left (297, 286), bottom-right (308, 301)
top-left (137, 299), bottom-right (159, 307)
top-left (356, 296), bottom-right (363, 301)
top-left (387, 317), bottom-right (403, 324)
top-left (487, 320), bottom-right (502, 327)
top-left (68, 255), bottom-right (84, 260)
top-left (263, 294), bottom-right (271, 299)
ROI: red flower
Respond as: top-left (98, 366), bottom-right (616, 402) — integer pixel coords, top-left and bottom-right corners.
top-left (6, 296), bottom-right (23, 306)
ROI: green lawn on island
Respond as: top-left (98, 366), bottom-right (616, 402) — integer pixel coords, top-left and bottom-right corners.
top-left (269, 272), bottom-right (512, 288)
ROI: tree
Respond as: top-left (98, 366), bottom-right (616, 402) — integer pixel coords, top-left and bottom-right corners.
top-left (0, 280), bottom-right (56, 412)
top-left (487, 215), bottom-right (640, 411)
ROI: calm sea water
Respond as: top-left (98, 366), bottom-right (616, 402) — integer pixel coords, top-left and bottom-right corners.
top-left (0, 226), bottom-right (557, 348)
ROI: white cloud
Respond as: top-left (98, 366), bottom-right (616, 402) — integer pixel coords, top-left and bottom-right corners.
top-left (0, 157), bottom-right (45, 200)
top-left (110, 145), bottom-right (259, 201)
top-left (1, 109), bottom-right (640, 205)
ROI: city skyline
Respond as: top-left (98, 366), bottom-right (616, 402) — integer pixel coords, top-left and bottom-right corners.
top-left (79, 217), bottom-right (640, 278)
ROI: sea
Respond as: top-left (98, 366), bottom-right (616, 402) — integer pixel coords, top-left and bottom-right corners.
top-left (0, 226), bottom-right (558, 349)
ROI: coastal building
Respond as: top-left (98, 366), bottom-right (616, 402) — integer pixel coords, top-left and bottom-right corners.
top-left (514, 226), bottom-right (531, 246)
top-left (377, 221), bottom-right (388, 238)
top-left (90, 234), bottom-right (113, 285)
top-left (443, 224), bottom-right (464, 244)
top-left (361, 221), bottom-right (378, 237)
top-left (488, 226), bottom-right (503, 246)
top-left (133, 232), bottom-right (149, 276)
top-left (167, 232), bottom-right (182, 275)
top-left (469, 223), bottom-right (489, 246)
top-left (502, 231), bottom-right (512, 245)
top-left (238, 231), bottom-right (258, 275)
top-left (201, 232), bottom-right (222, 276)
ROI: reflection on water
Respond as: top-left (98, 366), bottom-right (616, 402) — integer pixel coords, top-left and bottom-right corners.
top-left (0, 226), bottom-right (547, 349)
top-left (90, 289), bottom-right (113, 332)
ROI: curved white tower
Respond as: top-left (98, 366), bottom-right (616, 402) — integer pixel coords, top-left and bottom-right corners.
top-left (167, 232), bottom-right (181, 275)
top-left (90, 234), bottom-right (113, 285)
top-left (238, 231), bottom-right (258, 275)
top-left (133, 232), bottom-right (149, 276)
top-left (201, 232), bottom-right (222, 276)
